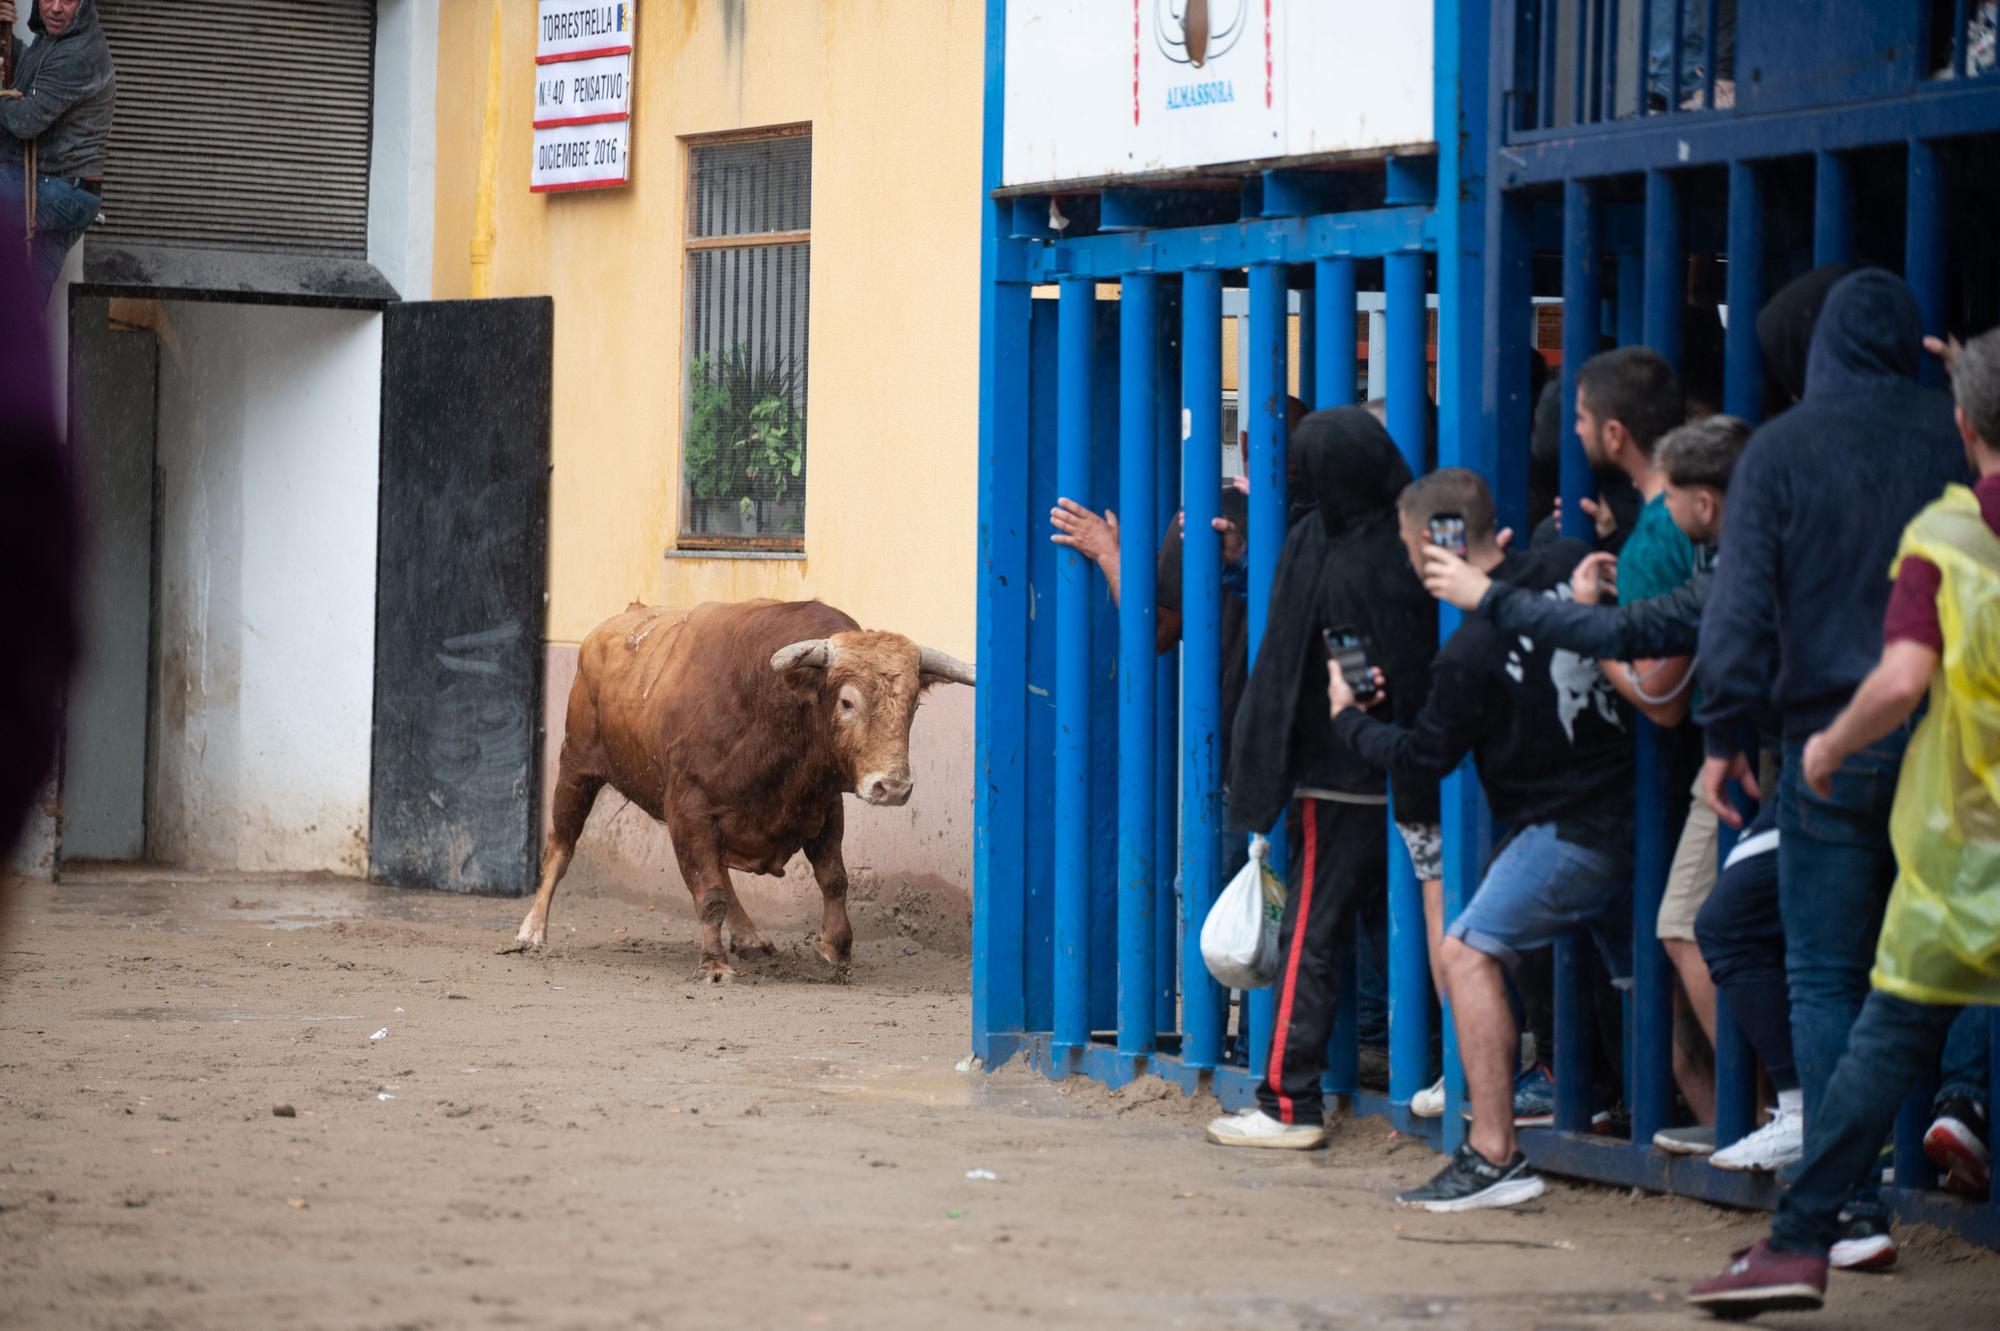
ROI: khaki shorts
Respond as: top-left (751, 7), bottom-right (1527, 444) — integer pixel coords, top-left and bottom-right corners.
top-left (1657, 772), bottom-right (1720, 941)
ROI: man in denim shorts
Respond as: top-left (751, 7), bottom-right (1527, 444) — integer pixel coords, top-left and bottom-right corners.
top-left (1331, 469), bottom-right (1635, 1212)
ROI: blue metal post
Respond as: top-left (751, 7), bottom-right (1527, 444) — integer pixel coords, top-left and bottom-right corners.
top-left (1641, 170), bottom-right (1683, 366)
top-left (1630, 720), bottom-right (1674, 1147)
top-left (1052, 278), bottom-right (1096, 1060)
top-left (1724, 161), bottom-right (1765, 423)
top-left (1561, 179), bottom-right (1602, 536)
top-left (1244, 261), bottom-right (1290, 1078)
top-left (1179, 270), bottom-right (1226, 1070)
top-left (1554, 177), bottom-right (1601, 1137)
top-left (971, 0), bottom-right (1026, 1065)
top-left (1813, 150), bottom-right (1853, 268)
top-left (1385, 251), bottom-right (1430, 1106)
top-left (1907, 138), bottom-right (1947, 389)
top-left (1615, 249), bottom-right (1643, 348)
top-left (1116, 274), bottom-right (1160, 1069)
top-left (1315, 258), bottom-right (1358, 409)
top-left (1297, 276), bottom-right (1317, 406)
top-left (1155, 283), bottom-right (1182, 1038)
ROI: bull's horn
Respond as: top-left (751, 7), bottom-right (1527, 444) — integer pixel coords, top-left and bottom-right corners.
top-left (918, 646), bottom-right (977, 686)
top-left (771, 639), bottom-right (834, 672)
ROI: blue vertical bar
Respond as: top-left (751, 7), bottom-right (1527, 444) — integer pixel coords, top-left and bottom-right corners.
top-left (1541, 0), bottom-right (1559, 129)
top-left (1723, 161), bottom-right (1765, 423)
top-left (1813, 150), bottom-right (1853, 269)
top-left (1587, 0), bottom-right (1607, 124)
top-left (1630, 720), bottom-right (1674, 1146)
top-left (972, 0), bottom-right (1028, 1064)
top-left (1385, 250), bottom-right (1430, 1105)
top-left (1906, 139), bottom-right (1947, 390)
top-left (1702, 0), bottom-right (1718, 108)
top-left (1634, 0), bottom-right (1652, 118)
top-left (1555, 176), bottom-right (1600, 1136)
top-left (1642, 170), bottom-right (1684, 367)
top-left (1615, 249), bottom-right (1644, 347)
top-left (1896, 1078), bottom-right (1942, 1193)
top-left (1602, 0), bottom-right (1620, 122)
top-left (1572, 0), bottom-right (1590, 125)
top-left (1052, 277), bottom-right (1096, 1059)
top-left (1386, 253), bottom-right (1428, 464)
top-left (1244, 261), bottom-right (1290, 1079)
top-left (1116, 274), bottom-right (1160, 1066)
top-left (1179, 270), bottom-right (1226, 1070)
top-left (1315, 258), bottom-right (1357, 408)
top-left (1443, 0), bottom-right (1496, 1149)
top-left (1154, 282), bottom-right (1181, 1038)
top-left (1668, 0), bottom-right (1684, 113)
top-left (1561, 178), bottom-right (1602, 536)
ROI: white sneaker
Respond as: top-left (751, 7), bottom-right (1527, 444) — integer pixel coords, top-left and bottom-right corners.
top-left (1204, 1107), bottom-right (1326, 1150)
top-left (1710, 1108), bottom-right (1804, 1173)
top-left (1411, 1077), bottom-right (1447, 1119)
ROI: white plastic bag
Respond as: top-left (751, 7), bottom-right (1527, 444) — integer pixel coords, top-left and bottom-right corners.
top-left (1200, 835), bottom-right (1287, 989)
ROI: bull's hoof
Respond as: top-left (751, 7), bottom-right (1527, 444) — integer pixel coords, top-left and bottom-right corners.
top-left (694, 958), bottom-right (738, 984)
top-left (729, 936), bottom-right (778, 959)
top-left (813, 936), bottom-right (853, 981)
top-left (496, 936), bottom-right (536, 956)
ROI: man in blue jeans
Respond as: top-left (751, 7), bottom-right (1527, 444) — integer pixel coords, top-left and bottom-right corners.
top-left (1691, 326), bottom-right (2000, 1316)
top-left (1329, 468), bottom-right (1634, 1211)
top-left (1695, 270), bottom-right (1971, 1269)
top-left (1, 0), bottom-right (115, 298)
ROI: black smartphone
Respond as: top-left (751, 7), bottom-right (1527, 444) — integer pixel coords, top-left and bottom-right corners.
top-left (1321, 626), bottom-right (1378, 701)
top-left (1427, 513), bottom-right (1468, 559)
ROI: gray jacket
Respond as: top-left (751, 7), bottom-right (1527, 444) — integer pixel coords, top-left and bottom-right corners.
top-left (1479, 544), bottom-right (1714, 662)
top-left (4, 0), bottom-right (116, 179)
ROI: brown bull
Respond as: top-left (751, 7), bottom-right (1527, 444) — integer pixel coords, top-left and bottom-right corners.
top-left (503, 599), bottom-right (975, 979)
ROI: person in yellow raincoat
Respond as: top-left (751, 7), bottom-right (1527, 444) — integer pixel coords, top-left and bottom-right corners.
top-left (1691, 327), bottom-right (2000, 1317)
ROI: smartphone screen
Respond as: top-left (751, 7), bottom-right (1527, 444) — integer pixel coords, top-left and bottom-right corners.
top-left (1427, 513), bottom-right (1468, 559)
top-left (1321, 627), bottom-right (1378, 701)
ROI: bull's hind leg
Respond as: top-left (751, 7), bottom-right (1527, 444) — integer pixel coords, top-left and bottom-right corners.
top-left (667, 821), bottom-right (738, 982)
top-left (501, 765), bottom-right (604, 953)
top-left (804, 797), bottom-right (854, 974)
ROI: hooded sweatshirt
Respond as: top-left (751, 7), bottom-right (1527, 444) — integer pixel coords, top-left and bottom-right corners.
top-left (1696, 269), bottom-right (1970, 756)
top-left (3, 0), bottom-right (116, 180)
top-left (1226, 408), bottom-right (1436, 835)
top-left (1754, 263), bottom-right (1849, 406)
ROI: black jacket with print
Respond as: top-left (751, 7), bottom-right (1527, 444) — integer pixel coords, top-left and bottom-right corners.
top-left (1332, 539), bottom-right (1634, 836)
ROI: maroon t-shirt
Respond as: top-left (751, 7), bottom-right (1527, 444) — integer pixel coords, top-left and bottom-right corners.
top-left (1882, 472), bottom-right (2000, 650)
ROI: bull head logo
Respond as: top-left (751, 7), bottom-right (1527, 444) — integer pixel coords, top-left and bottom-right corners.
top-left (1156, 0), bottom-right (1246, 68)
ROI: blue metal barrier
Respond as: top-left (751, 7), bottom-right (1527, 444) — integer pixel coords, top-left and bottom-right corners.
top-left (976, 0), bottom-right (2000, 1254)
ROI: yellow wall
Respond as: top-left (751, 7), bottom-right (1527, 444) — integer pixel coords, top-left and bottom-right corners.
top-left (433, 0), bottom-right (986, 657)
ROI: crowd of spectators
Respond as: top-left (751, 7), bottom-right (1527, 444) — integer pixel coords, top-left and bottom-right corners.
top-left (1052, 266), bottom-right (1998, 1316)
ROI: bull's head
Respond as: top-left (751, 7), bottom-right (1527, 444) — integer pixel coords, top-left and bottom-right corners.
top-left (769, 632), bottom-right (975, 807)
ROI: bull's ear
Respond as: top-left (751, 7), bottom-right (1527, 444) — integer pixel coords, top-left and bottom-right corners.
top-left (771, 640), bottom-right (833, 673)
top-left (917, 646), bottom-right (976, 687)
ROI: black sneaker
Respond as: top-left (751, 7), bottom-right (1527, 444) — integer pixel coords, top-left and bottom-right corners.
top-left (1828, 1213), bottom-right (1898, 1271)
top-left (1396, 1142), bottom-right (1548, 1213)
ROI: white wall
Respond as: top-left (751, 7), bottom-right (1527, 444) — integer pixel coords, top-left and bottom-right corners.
top-left (148, 303), bottom-right (383, 874)
top-left (369, 0), bottom-right (440, 300)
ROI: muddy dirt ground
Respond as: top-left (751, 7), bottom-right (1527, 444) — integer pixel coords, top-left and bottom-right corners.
top-left (2, 869), bottom-right (1995, 1330)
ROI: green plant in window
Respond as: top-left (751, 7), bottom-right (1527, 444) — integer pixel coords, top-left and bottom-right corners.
top-left (684, 344), bottom-right (804, 527)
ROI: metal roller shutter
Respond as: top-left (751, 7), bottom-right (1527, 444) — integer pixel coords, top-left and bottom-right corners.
top-left (94, 0), bottom-right (375, 256)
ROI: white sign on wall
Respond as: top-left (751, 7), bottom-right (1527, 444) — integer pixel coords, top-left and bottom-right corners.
top-left (1002, 0), bottom-right (1434, 189)
top-left (532, 2), bottom-right (636, 192)
top-left (534, 54), bottom-right (632, 128)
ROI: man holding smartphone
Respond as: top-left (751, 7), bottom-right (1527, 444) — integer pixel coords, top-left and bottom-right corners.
top-left (1326, 468), bottom-right (1634, 1210)
top-left (1205, 407), bottom-right (1439, 1149)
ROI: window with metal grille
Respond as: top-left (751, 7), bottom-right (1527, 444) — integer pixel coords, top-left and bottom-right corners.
top-left (679, 128), bottom-right (812, 550)
top-left (93, 0), bottom-right (375, 256)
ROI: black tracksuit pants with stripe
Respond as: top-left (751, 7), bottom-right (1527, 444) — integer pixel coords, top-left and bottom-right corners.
top-left (1255, 796), bottom-right (1387, 1127)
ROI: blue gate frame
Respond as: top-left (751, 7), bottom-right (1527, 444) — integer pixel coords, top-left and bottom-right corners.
top-left (974, 0), bottom-right (2000, 1249)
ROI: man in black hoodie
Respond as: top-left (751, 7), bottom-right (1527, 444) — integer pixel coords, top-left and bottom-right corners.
top-left (1695, 268), bottom-right (1970, 1269)
top-left (1, 0), bottom-right (115, 297)
top-left (1329, 467), bottom-right (1634, 1211)
top-left (1203, 407), bottom-right (1438, 1150)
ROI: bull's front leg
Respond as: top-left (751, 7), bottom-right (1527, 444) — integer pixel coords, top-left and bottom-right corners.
top-left (667, 821), bottom-right (738, 983)
top-left (803, 797), bottom-right (853, 975)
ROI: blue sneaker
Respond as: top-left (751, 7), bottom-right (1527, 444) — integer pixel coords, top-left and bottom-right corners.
top-left (1512, 1064), bottom-right (1555, 1127)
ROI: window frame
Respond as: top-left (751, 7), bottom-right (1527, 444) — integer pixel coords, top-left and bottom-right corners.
top-left (674, 122), bottom-right (814, 555)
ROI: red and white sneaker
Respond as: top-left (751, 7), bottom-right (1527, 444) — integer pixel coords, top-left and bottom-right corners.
top-left (1688, 1240), bottom-right (1827, 1317)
